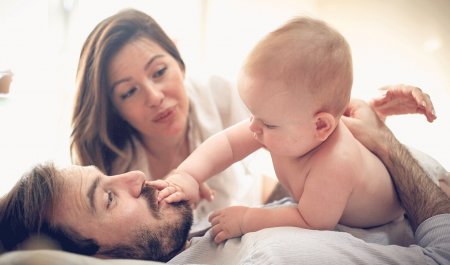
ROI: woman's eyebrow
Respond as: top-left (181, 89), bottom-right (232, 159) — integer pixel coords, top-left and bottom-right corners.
top-left (110, 77), bottom-right (132, 92)
top-left (87, 175), bottom-right (101, 214)
top-left (144, 54), bottom-right (164, 70)
top-left (110, 54), bottom-right (164, 92)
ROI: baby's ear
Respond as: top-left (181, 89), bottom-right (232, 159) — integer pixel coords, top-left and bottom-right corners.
top-left (313, 112), bottom-right (336, 141)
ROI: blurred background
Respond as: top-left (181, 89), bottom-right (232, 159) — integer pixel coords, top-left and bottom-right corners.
top-left (1, 0), bottom-right (449, 196)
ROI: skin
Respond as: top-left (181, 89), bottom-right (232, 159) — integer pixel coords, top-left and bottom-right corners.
top-left (154, 71), bottom-right (408, 244)
top-left (49, 165), bottom-right (190, 257)
top-left (371, 84), bottom-right (436, 122)
top-left (263, 84), bottom-right (440, 204)
top-left (342, 99), bottom-right (450, 231)
top-left (108, 37), bottom-right (190, 179)
top-left (153, 79), bottom-right (441, 243)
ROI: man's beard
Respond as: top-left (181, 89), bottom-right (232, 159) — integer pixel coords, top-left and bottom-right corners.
top-left (99, 184), bottom-right (193, 262)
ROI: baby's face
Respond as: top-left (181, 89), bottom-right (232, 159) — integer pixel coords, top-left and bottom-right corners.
top-left (238, 73), bottom-right (321, 157)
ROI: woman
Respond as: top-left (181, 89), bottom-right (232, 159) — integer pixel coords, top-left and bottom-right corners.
top-left (70, 9), bottom-right (437, 232)
top-left (71, 9), bottom-right (262, 231)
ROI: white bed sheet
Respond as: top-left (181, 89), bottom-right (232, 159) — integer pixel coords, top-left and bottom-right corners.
top-left (0, 147), bottom-right (448, 265)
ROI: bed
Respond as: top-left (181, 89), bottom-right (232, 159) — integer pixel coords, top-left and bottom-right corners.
top-left (0, 147), bottom-right (448, 265)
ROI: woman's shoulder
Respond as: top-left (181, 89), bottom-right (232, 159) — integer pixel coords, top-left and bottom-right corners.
top-left (185, 74), bottom-right (248, 128)
top-left (185, 74), bottom-right (234, 100)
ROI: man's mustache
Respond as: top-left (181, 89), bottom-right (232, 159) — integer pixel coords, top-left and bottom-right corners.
top-left (141, 184), bottom-right (160, 218)
top-left (140, 183), bottom-right (191, 219)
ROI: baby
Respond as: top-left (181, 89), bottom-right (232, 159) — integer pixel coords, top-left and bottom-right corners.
top-left (152, 17), bottom-right (415, 243)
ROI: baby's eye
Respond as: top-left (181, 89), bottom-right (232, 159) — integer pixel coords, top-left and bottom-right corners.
top-left (106, 191), bottom-right (114, 209)
top-left (153, 66), bottom-right (167, 78)
top-left (120, 87), bottom-right (137, 100)
top-left (263, 123), bottom-right (277, 129)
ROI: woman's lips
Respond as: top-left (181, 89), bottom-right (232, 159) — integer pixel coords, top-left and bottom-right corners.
top-left (153, 107), bottom-right (174, 123)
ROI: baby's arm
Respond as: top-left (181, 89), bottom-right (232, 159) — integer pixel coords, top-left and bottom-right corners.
top-left (154, 119), bottom-right (262, 204)
top-left (209, 205), bottom-right (311, 244)
top-left (208, 163), bottom-right (354, 243)
top-left (295, 161), bottom-right (355, 229)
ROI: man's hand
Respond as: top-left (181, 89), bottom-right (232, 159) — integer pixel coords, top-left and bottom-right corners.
top-left (342, 99), bottom-right (389, 155)
top-left (371, 84), bottom-right (436, 122)
top-left (209, 206), bottom-right (249, 244)
top-left (342, 98), bottom-right (450, 231)
top-left (149, 170), bottom-right (214, 208)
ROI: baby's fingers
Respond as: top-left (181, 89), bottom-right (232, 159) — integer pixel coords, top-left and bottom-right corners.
top-left (199, 183), bottom-right (215, 202)
top-left (157, 186), bottom-right (179, 201)
top-left (210, 225), bottom-right (227, 244)
top-left (412, 89), bottom-right (436, 122)
top-left (148, 179), bottom-right (170, 190)
top-left (208, 210), bottom-right (220, 223)
top-left (163, 191), bottom-right (188, 204)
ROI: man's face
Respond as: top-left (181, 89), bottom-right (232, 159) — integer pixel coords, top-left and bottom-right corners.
top-left (50, 165), bottom-right (192, 261)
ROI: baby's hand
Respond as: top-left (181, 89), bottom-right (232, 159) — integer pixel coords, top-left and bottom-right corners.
top-left (149, 170), bottom-right (200, 206)
top-left (370, 84), bottom-right (436, 122)
top-left (208, 206), bottom-right (249, 244)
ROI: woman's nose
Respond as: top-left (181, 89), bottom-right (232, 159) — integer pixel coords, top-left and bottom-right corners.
top-left (144, 82), bottom-right (164, 107)
top-left (109, 171), bottom-right (145, 198)
top-left (249, 117), bottom-right (262, 135)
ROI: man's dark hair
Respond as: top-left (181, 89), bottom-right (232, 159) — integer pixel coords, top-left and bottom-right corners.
top-left (0, 162), bottom-right (99, 255)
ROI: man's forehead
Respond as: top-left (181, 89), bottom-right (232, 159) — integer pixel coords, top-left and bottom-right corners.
top-left (61, 165), bottom-right (99, 179)
top-left (51, 165), bottom-right (100, 226)
top-left (58, 165), bottom-right (101, 206)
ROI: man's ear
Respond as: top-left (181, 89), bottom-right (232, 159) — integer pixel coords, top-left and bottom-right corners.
top-left (313, 112), bottom-right (336, 141)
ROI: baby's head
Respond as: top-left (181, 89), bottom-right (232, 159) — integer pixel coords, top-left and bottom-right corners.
top-left (239, 16), bottom-right (353, 118)
top-left (238, 16), bottom-right (353, 156)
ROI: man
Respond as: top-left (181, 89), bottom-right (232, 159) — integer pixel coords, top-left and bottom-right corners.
top-left (1, 100), bottom-right (449, 264)
top-left (0, 165), bottom-right (192, 261)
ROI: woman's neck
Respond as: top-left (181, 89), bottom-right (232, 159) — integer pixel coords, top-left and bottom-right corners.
top-left (141, 132), bottom-right (190, 179)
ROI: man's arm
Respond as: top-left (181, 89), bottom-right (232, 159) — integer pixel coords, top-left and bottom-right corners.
top-left (342, 99), bottom-right (450, 231)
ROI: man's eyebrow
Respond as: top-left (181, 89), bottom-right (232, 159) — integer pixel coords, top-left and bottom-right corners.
top-left (87, 175), bottom-right (100, 213)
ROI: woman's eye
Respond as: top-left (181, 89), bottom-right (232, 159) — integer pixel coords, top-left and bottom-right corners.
top-left (153, 66), bottom-right (167, 78)
top-left (120, 87), bottom-right (137, 100)
top-left (106, 191), bottom-right (114, 209)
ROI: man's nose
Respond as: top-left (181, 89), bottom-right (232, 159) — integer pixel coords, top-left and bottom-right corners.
top-left (143, 82), bottom-right (164, 107)
top-left (249, 117), bottom-right (262, 135)
top-left (109, 171), bottom-right (145, 198)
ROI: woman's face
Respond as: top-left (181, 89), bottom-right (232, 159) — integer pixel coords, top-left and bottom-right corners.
top-left (108, 37), bottom-right (189, 141)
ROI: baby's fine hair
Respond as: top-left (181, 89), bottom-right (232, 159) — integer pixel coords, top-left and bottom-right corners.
top-left (244, 16), bottom-right (353, 116)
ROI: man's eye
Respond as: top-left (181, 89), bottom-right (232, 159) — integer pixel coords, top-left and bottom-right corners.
top-left (120, 87), bottom-right (137, 100)
top-left (106, 191), bottom-right (114, 209)
top-left (153, 66), bottom-right (167, 78)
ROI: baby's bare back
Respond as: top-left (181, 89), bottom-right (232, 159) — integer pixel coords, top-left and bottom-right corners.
top-left (338, 134), bottom-right (405, 228)
top-left (273, 121), bottom-right (404, 229)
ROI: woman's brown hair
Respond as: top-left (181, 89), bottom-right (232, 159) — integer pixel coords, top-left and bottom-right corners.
top-left (71, 9), bottom-right (185, 174)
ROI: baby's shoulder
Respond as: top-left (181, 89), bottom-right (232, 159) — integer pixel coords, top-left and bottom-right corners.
top-left (309, 139), bottom-right (364, 181)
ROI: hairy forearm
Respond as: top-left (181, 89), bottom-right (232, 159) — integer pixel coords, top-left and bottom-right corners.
top-left (374, 130), bottom-right (450, 231)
